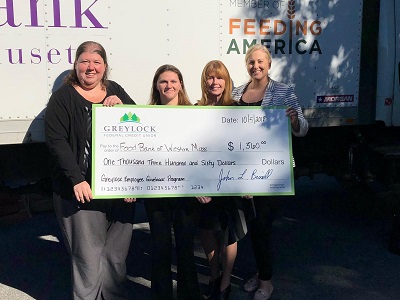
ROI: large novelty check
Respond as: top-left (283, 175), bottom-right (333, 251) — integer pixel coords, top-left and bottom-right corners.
top-left (92, 105), bottom-right (294, 198)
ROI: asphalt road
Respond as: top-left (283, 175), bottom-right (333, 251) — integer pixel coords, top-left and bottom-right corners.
top-left (1, 173), bottom-right (400, 299)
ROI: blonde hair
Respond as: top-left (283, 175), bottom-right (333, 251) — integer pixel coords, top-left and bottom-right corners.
top-left (245, 44), bottom-right (272, 65)
top-left (198, 60), bottom-right (234, 106)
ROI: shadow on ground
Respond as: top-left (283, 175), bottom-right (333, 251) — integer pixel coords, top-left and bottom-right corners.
top-left (1, 174), bottom-right (400, 299)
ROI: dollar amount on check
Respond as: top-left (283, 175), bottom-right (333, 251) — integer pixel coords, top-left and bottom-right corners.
top-left (92, 105), bottom-right (294, 198)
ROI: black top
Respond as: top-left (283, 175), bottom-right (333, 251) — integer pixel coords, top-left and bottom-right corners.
top-left (45, 80), bottom-right (135, 198)
top-left (239, 98), bottom-right (263, 106)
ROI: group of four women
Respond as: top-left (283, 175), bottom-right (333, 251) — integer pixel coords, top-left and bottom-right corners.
top-left (44, 41), bottom-right (308, 300)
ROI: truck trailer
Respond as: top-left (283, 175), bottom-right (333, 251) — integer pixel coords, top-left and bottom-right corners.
top-left (0, 0), bottom-right (399, 193)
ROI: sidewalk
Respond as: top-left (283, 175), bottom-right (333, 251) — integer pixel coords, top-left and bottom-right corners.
top-left (1, 174), bottom-right (400, 299)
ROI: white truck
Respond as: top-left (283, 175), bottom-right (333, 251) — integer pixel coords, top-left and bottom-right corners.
top-left (0, 0), bottom-right (399, 188)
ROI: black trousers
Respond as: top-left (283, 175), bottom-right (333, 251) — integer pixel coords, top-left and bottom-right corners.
top-left (144, 198), bottom-right (201, 300)
top-left (249, 196), bottom-right (277, 281)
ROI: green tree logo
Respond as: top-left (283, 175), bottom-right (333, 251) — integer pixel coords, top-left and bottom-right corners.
top-left (120, 112), bottom-right (140, 123)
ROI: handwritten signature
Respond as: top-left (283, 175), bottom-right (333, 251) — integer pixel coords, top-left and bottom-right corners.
top-left (216, 168), bottom-right (273, 190)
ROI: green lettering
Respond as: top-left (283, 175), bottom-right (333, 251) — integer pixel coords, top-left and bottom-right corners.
top-left (227, 39), bottom-right (240, 54)
top-left (243, 39), bottom-right (257, 54)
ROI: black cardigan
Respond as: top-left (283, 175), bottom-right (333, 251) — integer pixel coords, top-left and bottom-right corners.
top-left (45, 80), bottom-right (135, 199)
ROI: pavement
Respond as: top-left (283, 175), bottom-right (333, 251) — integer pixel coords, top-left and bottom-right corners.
top-left (1, 173), bottom-right (400, 299)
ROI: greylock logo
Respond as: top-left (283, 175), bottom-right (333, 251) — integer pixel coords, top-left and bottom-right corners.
top-left (120, 112), bottom-right (140, 123)
top-left (103, 112), bottom-right (156, 134)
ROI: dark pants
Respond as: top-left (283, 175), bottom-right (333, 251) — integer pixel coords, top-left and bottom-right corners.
top-left (53, 194), bottom-right (135, 300)
top-left (144, 198), bottom-right (201, 300)
top-left (249, 196), bottom-right (277, 281)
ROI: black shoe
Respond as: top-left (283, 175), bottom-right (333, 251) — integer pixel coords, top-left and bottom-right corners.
top-left (209, 282), bottom-right (231, 300)
top-left (203, 275), bottom-right (222, 299)
top-left (218, 284), bottom-right (231, 300)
